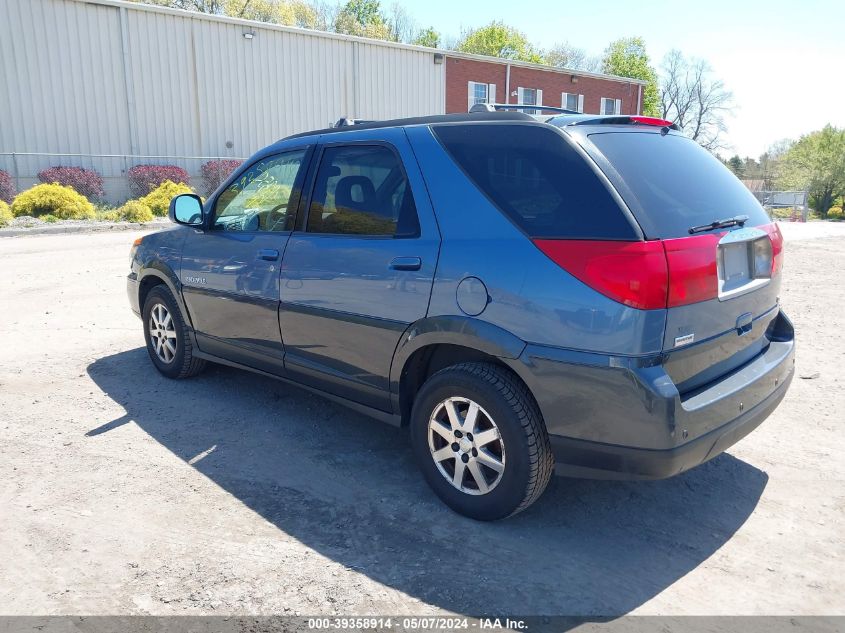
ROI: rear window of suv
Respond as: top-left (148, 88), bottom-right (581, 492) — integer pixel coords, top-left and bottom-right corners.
top-left (587, 131), bottom-right (771, 239)
top-left (432, 123), bottom-right (638, 240)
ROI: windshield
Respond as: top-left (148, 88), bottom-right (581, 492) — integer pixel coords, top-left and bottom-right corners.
top-left (587, 131), bottom-right (771, 239)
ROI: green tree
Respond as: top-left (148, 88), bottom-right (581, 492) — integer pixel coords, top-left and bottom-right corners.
top-left (544, 41), bottom-right (600, 72)
top-left (224, 0), bottom-right (317, 26)
top-left (455, 21), bottom-right (543, 63)
top-left (601, 37), bottom-right (659, 116)
top-left (334, 0), bottom-right (391, 39)
top-left (126, 0), bottom-right (225, 11)
top-left (131, 0), bottom-right (317, 27)
top-left (727, 155), bottom-right (744, 177)
top-left (413, 26), bottom-right (441, 48)
top-left (778, 125), bottom-right (845, 218)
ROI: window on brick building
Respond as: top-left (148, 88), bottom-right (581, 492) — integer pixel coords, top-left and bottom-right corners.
top-left (562, 92), bottom-right (584, 113)
top-left (467, 81), bottom-right (496, 111)
top-left (601, 97), bottom-right (622, 115)
top-left (517, 87), bottom-right (543, 114)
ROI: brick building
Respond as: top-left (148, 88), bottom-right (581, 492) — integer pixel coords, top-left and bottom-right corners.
top-left (445, 53), bottom-right (646, 116)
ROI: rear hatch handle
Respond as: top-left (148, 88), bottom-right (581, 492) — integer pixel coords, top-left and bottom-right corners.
top-left (736, 312), bottom-right (753, 335)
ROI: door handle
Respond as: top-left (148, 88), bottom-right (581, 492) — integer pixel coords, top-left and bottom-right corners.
top-left (389, 256), bottom-right (422, 271)
top-left (258, 248), bottom-right (280, 261)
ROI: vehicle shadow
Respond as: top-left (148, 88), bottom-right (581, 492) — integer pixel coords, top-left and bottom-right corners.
top-left (87, 348), bottom-right (769, 615)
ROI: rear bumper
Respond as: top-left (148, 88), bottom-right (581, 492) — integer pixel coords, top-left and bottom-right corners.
top-left (549, 366), bottom-right (792, 479)
top-left (512, 311), bottom-right (795, 480)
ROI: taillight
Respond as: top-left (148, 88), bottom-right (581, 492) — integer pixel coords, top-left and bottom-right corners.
top-left (663, 233), bottom-right (721, 307)
top-left (761, 223), bottom-right (784, 276)
top-left (532, 239), bottom-right (668, 310)
top-left (534, 224), bottom-right (781, 311)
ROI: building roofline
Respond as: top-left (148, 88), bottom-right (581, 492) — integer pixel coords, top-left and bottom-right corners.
top-left (73, 0), bottom-right (648, 87)
top-left (444, 50), bottom-right (647, 86)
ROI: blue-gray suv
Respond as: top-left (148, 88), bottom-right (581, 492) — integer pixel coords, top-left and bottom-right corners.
top-left (128, 111), bottom-right (795, 520)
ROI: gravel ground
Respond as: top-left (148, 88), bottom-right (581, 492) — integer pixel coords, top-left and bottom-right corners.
top-left (0, 225), bottom-right (842, 616)
top-left (0, 216), bottom-right (169, 236)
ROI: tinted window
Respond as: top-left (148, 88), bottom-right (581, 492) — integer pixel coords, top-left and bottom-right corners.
top-left (307, 145), bottom-right (420, 237)
top-left (432, 124), bottom-right (637, 240)
top-left (588, 132), bottom-right (771, 239)
top-left (213, 150), bottom-right (306, 232)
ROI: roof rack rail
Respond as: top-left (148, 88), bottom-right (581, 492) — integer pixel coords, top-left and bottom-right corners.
top-left (469, 103), bottom-right (581, 115)
top-left (333, 117), bottom-right (377, 128)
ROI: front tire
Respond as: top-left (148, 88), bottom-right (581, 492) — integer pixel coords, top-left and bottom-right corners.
top-left (410, 362), bottom-right (554, 520)
top-left (142, 285), bottom-right (206, 379)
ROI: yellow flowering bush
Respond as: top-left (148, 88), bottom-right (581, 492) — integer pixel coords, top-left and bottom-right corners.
top-left (118, 200), bottom-right (155, 223)
top-left (11, 183), bottom-right (95, 219)
top-left (0, 200), bottom-right (13, 227)
top-left (139, 180), bottom-right (194, 216)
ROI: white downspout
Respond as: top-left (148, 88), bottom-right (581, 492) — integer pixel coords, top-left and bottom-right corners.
top-left (505, 63), bottom-right (511, 104)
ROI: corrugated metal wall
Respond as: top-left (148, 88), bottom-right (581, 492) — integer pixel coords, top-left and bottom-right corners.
top-left (0, 0), bottom-right (445, 201)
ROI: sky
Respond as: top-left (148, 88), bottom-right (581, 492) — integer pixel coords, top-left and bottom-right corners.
top-left (401, 0), bottom-right (845, 159)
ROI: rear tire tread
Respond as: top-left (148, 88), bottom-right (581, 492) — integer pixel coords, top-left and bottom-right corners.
top-left (427, 361), bottom-right (554, 518)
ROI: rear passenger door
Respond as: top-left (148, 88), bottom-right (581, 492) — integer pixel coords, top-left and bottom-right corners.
top-left (278, 131), bottom-right (440, 411)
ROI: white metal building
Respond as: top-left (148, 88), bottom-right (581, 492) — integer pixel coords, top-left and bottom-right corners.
top-left (0, 0), bottom-right (446, 201)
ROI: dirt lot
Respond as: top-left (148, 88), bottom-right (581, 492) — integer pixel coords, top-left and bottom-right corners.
top-left (0, 224), bottom-right (843, 616)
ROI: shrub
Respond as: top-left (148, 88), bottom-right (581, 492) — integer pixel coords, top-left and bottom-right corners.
top-left (0, 200), bottom-right (12, 227)
top-left (37, 166), bottom-right (104, 199)
top-left (42, 214), bottom-right (59, 223)
top-left (243, 183), bottom-right (292, 210)
top-left (11, 183), bottom-right (95, 219)
top-left (0, 170), bottom-right (15, 204)
top-left (828, 205), bottom-right (843, 218)
top-left (96, 206), bottom-right (122, 222)
top-left (139, 180), bottom-right (194, 216)
top-left (118, 200), bottom-right (155, 223)
top-left (128, 165), bottom-right (190, 197)
top-left (201, 159), bottom-right (242, 194)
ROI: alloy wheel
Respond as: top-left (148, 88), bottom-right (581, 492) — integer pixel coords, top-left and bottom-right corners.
top-left (148, 303), bottom-right (177, 364)
top-left (427, 396), bottom-right (506, 495)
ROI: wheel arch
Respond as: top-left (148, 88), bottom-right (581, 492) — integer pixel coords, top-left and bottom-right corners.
top-left (137, 261), bottom-right (194, 331)
top-left (390, 316), bottom-right (538, 425)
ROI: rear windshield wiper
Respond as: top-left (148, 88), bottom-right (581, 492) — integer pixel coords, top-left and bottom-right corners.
top-left (688, 214), bottom-right (749, 234)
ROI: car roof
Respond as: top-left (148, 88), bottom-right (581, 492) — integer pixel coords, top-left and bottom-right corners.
top-left (281, 111), bottom-right (538, 142)
top-left (280, 111), bottom-right (680, 145)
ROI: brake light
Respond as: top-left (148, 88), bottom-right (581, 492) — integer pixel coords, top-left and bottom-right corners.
top-left (663, 233), bottom-right (721, 307)
top-left (534, 225), bottom-right (781, 310)
top-left (630, 116), bottom-right (676, 128)
top-left (533, 233), bottom-right (723, 310)
top-left (532, 239), bottom-right (668, 310)
top-left (761, 223), bottom-right (784, 276)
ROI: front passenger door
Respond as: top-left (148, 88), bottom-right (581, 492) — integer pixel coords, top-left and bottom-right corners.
top-left (180, 148), bottom-right (310, 374)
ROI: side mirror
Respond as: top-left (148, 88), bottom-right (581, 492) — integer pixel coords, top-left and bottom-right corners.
top-left (169, 194), bottom-right (204, 227)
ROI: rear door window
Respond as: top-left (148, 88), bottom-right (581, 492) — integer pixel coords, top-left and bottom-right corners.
top-left (587, 131), bottom-right (771, 239)
top-left (432, 123), bottom-right (638, 240)
top-left (306, 145), bottom-right (420, 238)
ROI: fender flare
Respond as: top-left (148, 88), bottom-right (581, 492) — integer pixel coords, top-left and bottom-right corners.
top-left (388, 315), bottom-right (528, 394)
top-left (137, 260), bottom-right (195, 332)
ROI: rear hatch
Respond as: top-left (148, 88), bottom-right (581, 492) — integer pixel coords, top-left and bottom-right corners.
top-left (582, 127), bottom-right (784, 394)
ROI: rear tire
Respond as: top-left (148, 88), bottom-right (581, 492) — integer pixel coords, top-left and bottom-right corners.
top-left (410, 362), bottom-right (554, 520)
top-left (142, 285), bottom-right (206, 379)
